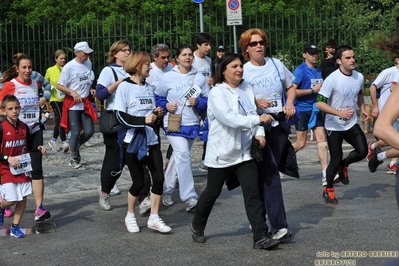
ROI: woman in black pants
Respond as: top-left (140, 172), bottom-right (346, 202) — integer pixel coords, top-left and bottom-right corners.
top-left (96, 41), bottom-right (152, 213)
top-left (191, 53), bottom-right (279, 250)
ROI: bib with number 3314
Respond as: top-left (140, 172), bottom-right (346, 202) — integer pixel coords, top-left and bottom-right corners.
top-left (10, 154), bottom-right (32, 176)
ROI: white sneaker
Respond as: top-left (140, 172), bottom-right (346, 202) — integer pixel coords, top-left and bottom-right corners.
top-left (162, 194), bottom-right (173, 207)
top-left (322, 174), bottom-right (340, 186)
top-left (147, 217), bottom-right (171, 233)
top-left (98, 186), bottom-right (111, 211)
top-left (62, 142), bottom-right (70, 153)
top-left (139, 196), bottom-right (151, 216)
top-left (110, 184), bottom-right (121, 196)
top-left (125, 216), bottom-right (140, 233)
top-left (198, 160), bottom-right (208, 173)
top-left (48, 140), bottom-right (61, 152)
top-left (322, 176), bottom-right (327, 186)
top-left (272, 228), bottom-right (293, 240)
top-left (185, 197), bottom-right (198, 212)
top-left (69, 158), bottom-right (81, 169)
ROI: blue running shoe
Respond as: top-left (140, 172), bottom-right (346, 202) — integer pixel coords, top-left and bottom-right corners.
top-left (10, 226), bottom-right (25, 238)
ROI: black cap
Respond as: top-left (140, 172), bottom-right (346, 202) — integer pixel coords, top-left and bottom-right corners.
top-left (217, 45), bottom-right (225, 51)
top-left (303, 43), bottom-right (319, 53)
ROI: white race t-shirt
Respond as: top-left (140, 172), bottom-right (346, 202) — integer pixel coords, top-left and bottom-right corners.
top-left (97, 65), bottom-right (130, 111)
top-left (192, 53), bottom-right (212, 77)
top-left (319, 69), bottom-right (364, 131)
top-left (57, 58), bottom-right (94, 110)
top-left (373, 66), bottom-right (399, 112)
top-left (243, 57), bottom-right (294, 115)
top-left (147, 62), bottom-right (174, 92)
top-left (114, 80), bottom-right (158, 145)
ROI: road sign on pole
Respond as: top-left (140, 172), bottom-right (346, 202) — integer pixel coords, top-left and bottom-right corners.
top-left (193, 0), bottom-right (204, 32)
top-left (226, 0), bottom-right (242, 26)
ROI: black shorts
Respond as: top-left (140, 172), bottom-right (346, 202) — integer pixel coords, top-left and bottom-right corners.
top-left (295, 110), bottom-right (324, 131)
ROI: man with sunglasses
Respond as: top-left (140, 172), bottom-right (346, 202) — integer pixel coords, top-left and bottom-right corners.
top-left (57, 41), bottom-right (96, 169)
top-left (147, 44), bottom-right (174, 90)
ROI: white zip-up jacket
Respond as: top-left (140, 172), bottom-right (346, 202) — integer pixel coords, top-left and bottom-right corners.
top-left (205, 81), bottom-right (265, 168)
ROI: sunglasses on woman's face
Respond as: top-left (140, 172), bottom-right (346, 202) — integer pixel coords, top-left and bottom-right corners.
top-left (248, 40), bottom-right (266, 47)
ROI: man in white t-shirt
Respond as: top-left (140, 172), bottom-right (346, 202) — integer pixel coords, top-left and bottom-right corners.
top-left (366, 57), bottom-right (399, 174)
top-left (147, 44), bottom-right (174, 91)
top-left (192, 33), bottom-right (212, 86)
top-left (316, 45), bottom-right (369, 204)
top-left (57, 41), bottom-right (96, 169)
top-left (192, 33), bottom-right (212, 172)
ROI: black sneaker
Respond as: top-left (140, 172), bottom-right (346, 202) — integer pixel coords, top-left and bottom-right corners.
top-left (368, 152), bottom-right (383, 173)
top-left (76, 149), bottom-right (81, 164)
top-left (190, 224), bottom-right (206, 243)
top-left (322, 189), bottom-right (328, 199)
top-left (338, 166), bottom-right (349, 185)
top-left (324, 188), bottom-right (338, 204)
top-left (253, 236), bottom-right (280, 250)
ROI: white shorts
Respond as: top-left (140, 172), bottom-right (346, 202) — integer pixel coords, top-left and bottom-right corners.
top-left (1, 182), bottom-right (32, 202)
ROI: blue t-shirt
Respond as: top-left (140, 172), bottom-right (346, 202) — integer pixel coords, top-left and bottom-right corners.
top-left (293, 62), bottom-right (323, 111)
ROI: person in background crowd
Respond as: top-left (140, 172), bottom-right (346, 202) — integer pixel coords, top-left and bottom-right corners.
top-left (96, 40), bottom-right (132, 211)
top-left (191, 53), bottom-right (279, 250)
top-left (192, 33), bottom-right (213, 173)
top-left (57, 41), bottom-right (97, 169)
top-left (212, 45), bottom-right (225, 73)
top-left (291, 44), bottom-right (339, 186)
top-left (155, 43), bottom-right (209, 212)
top-left (366, 56), bottom-right (399, 174)
top-left (0, 54), bottom-right (51, 222)
top-left (147, 43), bottom-right (174, 170)
top-left (316, 45), bottom-right (368, 204)
top-left (114, 51), bottom-right (171, 234)
top-left (320, 39), bottom-right (338, 79)
top-left (45, 49), bottom-right (70, 153)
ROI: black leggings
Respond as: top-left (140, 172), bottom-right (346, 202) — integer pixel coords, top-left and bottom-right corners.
top-left (100, 133), bottom-right (151, 201)
top-left (50, 101), bottom-right (66, 142)
top-left (326, 124), bottom-right (367, 187)
top-left (30, 129), bottom-right (44, 180)
top-left (124, 144), bottom-right (164, 196)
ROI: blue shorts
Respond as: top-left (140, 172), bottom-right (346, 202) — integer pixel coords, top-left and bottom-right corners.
top-left (393, 120), bottom-right (399, 132)
top-left (295, 110), bottom-right (324, 131)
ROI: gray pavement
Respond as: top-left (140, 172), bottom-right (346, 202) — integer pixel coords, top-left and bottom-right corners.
top-left (1, 126), bottom-right (399, 266)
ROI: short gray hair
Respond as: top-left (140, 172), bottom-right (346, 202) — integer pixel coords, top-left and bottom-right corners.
top-left (150, 44), bottom-right (170, 58)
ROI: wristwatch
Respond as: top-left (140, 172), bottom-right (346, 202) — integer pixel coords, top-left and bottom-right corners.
top-left (310, 88), bottom-right (315, 94)
top-left (3, 155), bottom-right (8, 161)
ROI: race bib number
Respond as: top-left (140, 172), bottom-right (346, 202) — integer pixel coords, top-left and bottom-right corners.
top-left (256, 93), bottom-right (282, 113)
top-left (20, 107), bottom-right (40, 124)
top-left (10, 154), bottom-right (32, 176)
top-left (334, 107), bottom-right (350, 125)
top-left (311, 78), bottom-right (323, 88)
top-left (182, 84), bottom-right (201, 106)
top-left (137, 96), bottom-right (155, 111)
top-left (77, 71), bottom-right (92, 86)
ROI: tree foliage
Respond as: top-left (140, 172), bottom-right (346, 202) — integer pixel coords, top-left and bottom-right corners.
top-left (1, 0), bottom-right (399, 78)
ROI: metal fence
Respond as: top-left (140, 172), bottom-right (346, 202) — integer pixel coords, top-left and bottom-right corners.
top-left (0, 8), bottom-right (397, 83)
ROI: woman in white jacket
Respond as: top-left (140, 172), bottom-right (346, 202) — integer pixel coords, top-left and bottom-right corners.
top-left (191, 53), bottom-right (279, 250)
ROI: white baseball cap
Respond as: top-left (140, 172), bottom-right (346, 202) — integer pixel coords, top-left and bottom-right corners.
top-left (74, 41), bottom-right (93, 53)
